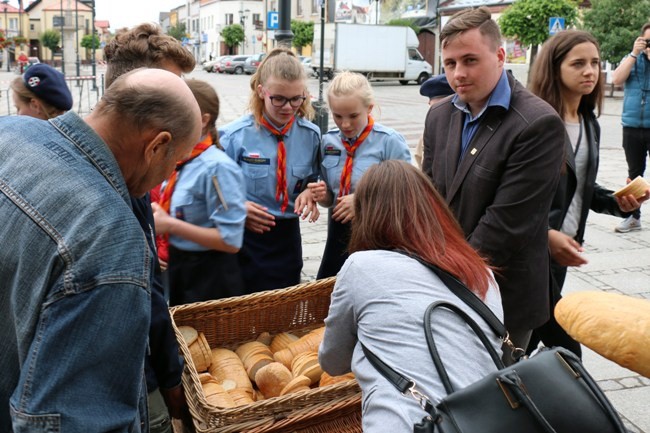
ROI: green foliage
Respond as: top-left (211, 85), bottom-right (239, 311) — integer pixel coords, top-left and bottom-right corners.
top-left (81, 34), bottom-right (100, 50)
top-left (291, 20), bottom-right (314, 53)
top-left (167, 22), bottom-right (187, 41)
top-left (40, 29), bottom-right (61, 60)
top-left (386, 18), bottom-right (420, 34)
top-left (221, 24), bottom-right (245, 54)
top-left (499, 0), bottom-right (578, 47)
top-left (582, 0), bottom-right (650, 65)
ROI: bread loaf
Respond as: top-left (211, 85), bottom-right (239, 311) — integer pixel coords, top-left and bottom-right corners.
top-left (209, 348), bottom-right (253, 391)
top-left (255, 362), bottom-right (293, 398)
top-left (273, 327), bottom-right (325, 369)
top-left (235, 341), bottom-right (275, 381)
top-left (555, 291), bottom-right (650, 378)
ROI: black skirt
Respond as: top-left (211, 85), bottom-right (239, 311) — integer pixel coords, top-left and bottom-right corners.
top-left (168, 246), bottom-right (246, 306)
top-left (317, 211), bottom-right (351, 279)
top-left (238, 218), bottom-right (302, 293)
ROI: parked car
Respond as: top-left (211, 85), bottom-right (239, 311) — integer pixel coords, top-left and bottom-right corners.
top-left (202, 56), bottom-right (224, 72)
top-left (300, 56), bottom-right (314, 78)
top-left (214, 56), bottom-right (232, 73)
top-left (222, 55), bottom-right (251, 75)
top-left (244, 53), bottom-right (266, 75)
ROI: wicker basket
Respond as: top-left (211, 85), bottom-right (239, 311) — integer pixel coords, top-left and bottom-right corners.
top-left (170, 277), bottom-right (362, 432)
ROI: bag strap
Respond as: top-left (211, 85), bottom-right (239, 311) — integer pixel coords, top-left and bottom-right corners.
top-left (361, 343), bottom-right (435, 417)
top-left (424, 301), bottom-right (505, 394)
top-left (394, 250), bottom-right (507, 339)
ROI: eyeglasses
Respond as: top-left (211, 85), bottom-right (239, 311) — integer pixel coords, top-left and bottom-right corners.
top-left (263, 89), bottom-right (307, 108)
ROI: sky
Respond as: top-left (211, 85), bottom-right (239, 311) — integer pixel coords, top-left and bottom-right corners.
top-left (95, 0), bottom-right (184, 30)
top-left (7, 0), bottom-right (184, 31)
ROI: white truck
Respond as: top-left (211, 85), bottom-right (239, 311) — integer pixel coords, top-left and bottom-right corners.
top-left (311, 23), bottom-right (432, 85)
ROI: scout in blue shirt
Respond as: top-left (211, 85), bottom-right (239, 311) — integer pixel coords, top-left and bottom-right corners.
top-left (153, 79), bottom-right (247, 304)
top-left (219, 48), bottom-right (321, 293)
top-left (308, 71), bottom-right (411, 278)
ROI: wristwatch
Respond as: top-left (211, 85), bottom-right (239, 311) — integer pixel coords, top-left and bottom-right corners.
top-left (630, 52), bottom-right (639, 59)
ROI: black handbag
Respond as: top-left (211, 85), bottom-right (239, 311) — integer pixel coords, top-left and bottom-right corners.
top-left (361, 253), bottom-right (628, 433)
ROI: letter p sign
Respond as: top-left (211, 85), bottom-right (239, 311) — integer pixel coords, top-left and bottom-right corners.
top-left (268, 12), bottom-right (279, 30)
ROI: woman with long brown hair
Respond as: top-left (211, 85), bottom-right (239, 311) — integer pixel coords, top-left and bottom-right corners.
top-left (527, 30), bottom-right (648, 357)
top-left (319, 160), bottom-right (503, 431)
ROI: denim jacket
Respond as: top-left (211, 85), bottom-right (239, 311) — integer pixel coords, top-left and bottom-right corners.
top-left (0, 112), bottom-right (151, 433)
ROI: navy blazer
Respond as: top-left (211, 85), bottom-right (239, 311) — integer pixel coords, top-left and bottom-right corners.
top-left (423, 73), bottom-right (566, 330)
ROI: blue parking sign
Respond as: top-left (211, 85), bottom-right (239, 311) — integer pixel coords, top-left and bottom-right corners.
top-left (268, 11), bottom-right (279, 30)
top-left (549, 17), bottom-right (565, 35)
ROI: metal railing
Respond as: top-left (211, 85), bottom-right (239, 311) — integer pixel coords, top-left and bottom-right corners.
top-left (1, 74), bottom-right (103, 117)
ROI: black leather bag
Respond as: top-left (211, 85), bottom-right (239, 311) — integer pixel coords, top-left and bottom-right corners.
top-left (362, 253), bottom-right (628, 433)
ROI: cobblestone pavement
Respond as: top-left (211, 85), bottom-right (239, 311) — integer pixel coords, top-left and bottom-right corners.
top-left (2, 67), bottom-right (648, 431)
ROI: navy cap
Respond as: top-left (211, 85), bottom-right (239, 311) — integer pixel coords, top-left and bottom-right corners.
top-left (419, 74), bottom-right (454, 99)
top-left (23, 64), bottom-right (73, 111)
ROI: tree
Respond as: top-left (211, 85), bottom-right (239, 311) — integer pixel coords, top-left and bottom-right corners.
top-left (40, 29), bottom-right (61, 61)
top-left (81, 34), bottom-right (100, 50)
top-left (221, 24), bottom-right (245, 55)
top-left (291, 20), bottom-right (314, 54)
top-left (167, 22), bottom-right (187, 41)
top-left (499, 0), bottom-right (578, 68)
top-left (81, 34), bottom-right (101, 61)
top-left (582, 0), bottom-right (650, 65)
top-left (386, 18), bottom-right (420, 34)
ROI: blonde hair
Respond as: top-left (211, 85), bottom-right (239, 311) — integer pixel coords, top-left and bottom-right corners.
top-left (327, 71), bottom-right (374, 108)
top-left (10, 76), bottom-right (65, 119)
top-left (248, 47), bottom-right (313, 124)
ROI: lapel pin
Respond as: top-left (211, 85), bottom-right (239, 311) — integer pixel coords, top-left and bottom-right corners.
top-left (470, 148), bottom-right (477, 155)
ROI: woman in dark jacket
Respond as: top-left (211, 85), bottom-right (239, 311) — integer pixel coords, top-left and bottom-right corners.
top-left (527, 30), bottom-right (649, 357)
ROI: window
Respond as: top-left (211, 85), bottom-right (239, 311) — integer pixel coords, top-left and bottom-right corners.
top-left (297, 0), bottom-right (303, 16)
top-left (312, 0), bottom-right (318, 14)
top-left (225, 13), bottom-right (233, 25)
top-left (253, 13), bottom-right (261, 30)
top-left (53, 16), bottom-right (65, 27)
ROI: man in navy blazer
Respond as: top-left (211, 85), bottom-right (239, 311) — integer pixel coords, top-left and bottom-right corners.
top-left (422, 7), bottom-right (566, 361)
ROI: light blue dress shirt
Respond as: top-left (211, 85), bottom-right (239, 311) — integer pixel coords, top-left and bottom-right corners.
top-left (219, 113), bottom-right (321, 218)
top-left (169, 145), bottom-right (247, 251)
top-left (320, 123), bottom-right (411, 201)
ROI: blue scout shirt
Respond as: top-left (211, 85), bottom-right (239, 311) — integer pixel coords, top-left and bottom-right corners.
top-left (320, 123), bottom-right (411, 201)
top-left (219, 113), bottom-right (321, 218)
top-left (168, 146), bottom-right (247, 251)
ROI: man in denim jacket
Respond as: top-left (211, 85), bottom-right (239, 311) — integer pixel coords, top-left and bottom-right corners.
top-left (0, 69), bottom-right (201, 433)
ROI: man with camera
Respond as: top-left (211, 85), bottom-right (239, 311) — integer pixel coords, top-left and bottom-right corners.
top-left (612, 24), bottom-right (650, 233)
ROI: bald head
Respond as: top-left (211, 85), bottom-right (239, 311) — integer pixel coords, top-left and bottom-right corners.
top-left (87, 68), bottom-right (202, 196)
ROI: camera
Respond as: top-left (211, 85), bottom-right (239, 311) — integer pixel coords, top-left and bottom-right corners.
top-left (646, 39), bottom-right (650, 49)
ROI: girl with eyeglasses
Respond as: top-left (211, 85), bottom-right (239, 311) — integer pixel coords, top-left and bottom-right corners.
top-left (219, 48), bottom-right (321, 293)
top-left (308, 71), bottom-right (411, 278)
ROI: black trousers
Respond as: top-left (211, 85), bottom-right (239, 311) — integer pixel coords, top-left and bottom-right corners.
top-left (527, 261), bottom-right (582, 358)
top-left (238, 218), bottom-right (302, 293)
top-left (168, 246), bottom-right (246, 306)
top-left (622, 126), bottom-right (650, 219)
top-left (317, 212), bottom-right (351, 279)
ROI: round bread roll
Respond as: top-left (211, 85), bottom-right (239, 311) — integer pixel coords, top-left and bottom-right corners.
top-left (255, 362), bottom-right (293, 399)
top-left (555, 291), bottom-right (650, 378)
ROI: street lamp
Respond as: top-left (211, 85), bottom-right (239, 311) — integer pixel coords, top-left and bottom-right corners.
top-left (238, 8), bottom-right (249, 54)
top-left (2, 0), bottom-right (9, 72)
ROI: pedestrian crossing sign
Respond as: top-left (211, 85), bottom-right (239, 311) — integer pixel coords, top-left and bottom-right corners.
top-left (549, 17), bottom-right (565, 35)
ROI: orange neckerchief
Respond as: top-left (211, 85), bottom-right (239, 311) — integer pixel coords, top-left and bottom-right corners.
top-left (338, 116), bottom-right (374, 197)
top-left (158, 134), bottom-right (213, 213)
top-left (260, 116), bottom-right (296, 213)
